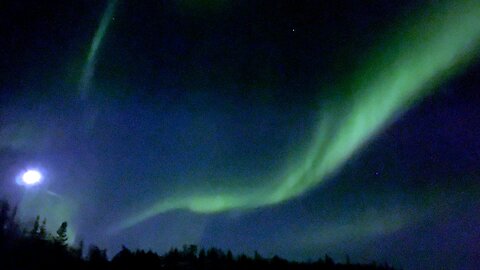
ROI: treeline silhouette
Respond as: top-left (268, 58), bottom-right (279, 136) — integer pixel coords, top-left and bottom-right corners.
top-left (0, 199), bottom-right (397, 270)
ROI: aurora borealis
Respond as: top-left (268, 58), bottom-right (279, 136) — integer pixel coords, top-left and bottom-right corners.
top-left (1, 0), bottom-right (480, 269)
top-left (117, 0), bottom-right (480, 231)
top-left (79, 0), bottom-right (117, 100)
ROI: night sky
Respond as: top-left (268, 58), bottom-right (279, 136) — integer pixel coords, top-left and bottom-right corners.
top-left (1, 0), bottom-right (480, 269)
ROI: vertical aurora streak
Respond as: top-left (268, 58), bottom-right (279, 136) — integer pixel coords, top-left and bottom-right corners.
top-left (79, 0), bottom-right (117, 100)
top-left (114, 0), bottom-right (480, 232)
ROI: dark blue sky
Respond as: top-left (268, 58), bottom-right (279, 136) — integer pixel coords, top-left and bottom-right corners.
top-left (1, 1), bottom-right (480, 269)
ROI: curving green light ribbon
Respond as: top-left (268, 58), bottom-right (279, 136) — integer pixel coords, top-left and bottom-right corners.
top-left (113, 0), bottom-right (480, 232)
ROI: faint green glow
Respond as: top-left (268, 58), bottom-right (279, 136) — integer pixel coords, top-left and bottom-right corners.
top-left (114, 0), bottom-right (480, 232)
top-left (296, 209), bottom-right (409, 247)
top-left (19, 190), bottom-right (77, 244)
top-left (79, 0), bottom-right (117, 100)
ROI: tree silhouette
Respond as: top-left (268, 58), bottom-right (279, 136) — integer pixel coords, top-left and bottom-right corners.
top-left (39, 218), bottom-right (47, 239)
top-left (77, 240), bottom-right (84, 258)
top-left (55, 221), bottom-right (68, 247)
top-left (0, 201), bottom-right (9, 242)
top-left (325, 254), bottom-right (335, 266)
top-left (0, 196), bottom-right (399, 270)
top-left (87, 244), bottom-right (108, 269)
top-left (8, 205), bottom-right (18, 237)
top-left (30, 215), bottom-right (40, 238)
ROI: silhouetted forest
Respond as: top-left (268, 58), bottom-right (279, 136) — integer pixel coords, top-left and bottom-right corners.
top-left (0, 199), bottom-right (397, 270)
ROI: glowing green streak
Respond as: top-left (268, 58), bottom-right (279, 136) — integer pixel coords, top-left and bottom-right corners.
top-left (79, 0), bottom-right (117, 99)
top-left (114, 0), bottom-right (480, 232)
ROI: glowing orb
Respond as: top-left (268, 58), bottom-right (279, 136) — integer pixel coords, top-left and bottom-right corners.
top-left (21, 170), bottom-right (42, 185)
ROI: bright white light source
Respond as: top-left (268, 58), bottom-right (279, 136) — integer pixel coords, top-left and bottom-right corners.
top-left (22, 170), bottom-right (42, 185)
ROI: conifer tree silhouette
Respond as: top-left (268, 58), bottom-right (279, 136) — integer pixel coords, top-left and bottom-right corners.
top-left (55, 221), bottom-right (68, 246)
top-left (31, 215), bottom-right (40, 238)
top-left (39, 218), bottom-right (47, 239)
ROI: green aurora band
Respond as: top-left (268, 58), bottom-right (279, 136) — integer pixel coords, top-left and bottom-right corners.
top-left (79, 0), bottom-right (117, 100)
top-left (112, 0), bottom-right (480, 232)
